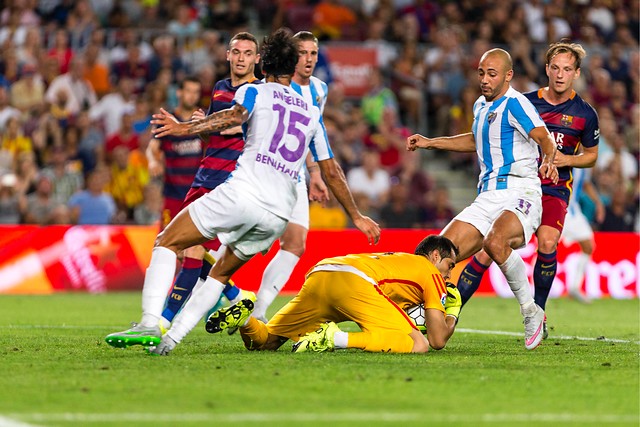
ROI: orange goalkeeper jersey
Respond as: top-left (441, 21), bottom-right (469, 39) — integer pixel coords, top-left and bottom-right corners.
top-left (314, 252), bottom-right (448, 314)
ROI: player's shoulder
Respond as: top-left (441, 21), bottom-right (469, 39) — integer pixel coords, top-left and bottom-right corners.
top-left (310, 75), bottom-right (329, 93)
top-left (214, 78), bottom-right (232, 91)
top-left (523, 88), bottom-right (543, 102)
top-left (570, 91), bottom-right (599, 119)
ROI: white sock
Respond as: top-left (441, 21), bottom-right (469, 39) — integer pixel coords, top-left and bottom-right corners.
top-left (498, 250), bottom-right (535, 314)
top-left (167, 276), bottom-right (224, 342)
top-left (334, 331), bottom-right (348, 349)
top-left (166, 276), bottom-right (225, 343)
top-left (569, 252), bottom-right (589, 293)
top-left (253, 250), bottom-right (300, 320)
top-left (141, 247), bottom-right (177, 327)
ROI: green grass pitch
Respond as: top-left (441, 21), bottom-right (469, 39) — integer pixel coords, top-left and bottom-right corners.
top-left (1, 293), bottom-right (638, 426)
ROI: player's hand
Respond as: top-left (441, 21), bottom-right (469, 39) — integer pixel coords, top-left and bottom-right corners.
top-left (353, 215), bottom-right (381, 245)
top-left (191, 108), bottom-right (206, 121)
top-left (552, 151), bottom-right (572, 168)
top-left (221, 125), bottom-right (243, 135)
top-left (308, 173), bottom-right (329, 205)
top-left (406, 134), bottom-right (431, 151)
top-left (444, 282), bottom-right (462, 320)
top-left (539, 158), bottom-right (559, 184)
top-left (151, 108), bottom-right (186, 138)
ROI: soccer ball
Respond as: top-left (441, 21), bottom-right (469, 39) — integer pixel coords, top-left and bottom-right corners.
top-left (406, 304), bottom-right (426, 334)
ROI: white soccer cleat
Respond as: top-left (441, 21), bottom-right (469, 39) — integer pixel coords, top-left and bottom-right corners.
top-left (523, 304), bottom-right (545, 350)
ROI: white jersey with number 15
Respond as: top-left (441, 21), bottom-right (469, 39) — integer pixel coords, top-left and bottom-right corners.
top-left (228, 82), bottom-right (333, 220)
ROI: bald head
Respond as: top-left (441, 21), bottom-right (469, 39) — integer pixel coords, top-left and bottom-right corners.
top-left (477, 48), bottom-right (514, 102)
top-left (480, 48), bottom-right (513, 73)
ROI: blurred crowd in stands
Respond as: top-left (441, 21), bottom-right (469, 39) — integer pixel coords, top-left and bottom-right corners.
top-left (0, 0), bottom-right (637, 233)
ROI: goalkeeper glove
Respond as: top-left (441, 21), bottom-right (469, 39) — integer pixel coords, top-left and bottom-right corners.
top-left (444, 282), bottom-right (462, 321)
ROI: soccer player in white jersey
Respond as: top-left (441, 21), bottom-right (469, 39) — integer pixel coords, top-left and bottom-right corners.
top-left (561, 167), bottom-right (603, 302)
top-left (407, 48), bottom-right (559, 350)
top-left (105, 29), bottom-right (380, 355)
top-left (251, 31), bottom-right (331, 323)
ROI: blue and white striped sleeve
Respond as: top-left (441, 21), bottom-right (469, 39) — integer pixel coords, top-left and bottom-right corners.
top-left (507, 94), bottom-right (546, 136)
top-left (232, 85), bottom-right (259, 116)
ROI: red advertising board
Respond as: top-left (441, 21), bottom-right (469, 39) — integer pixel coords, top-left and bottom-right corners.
top-left (0, 226), bottom-right (637, 299)
top-left (323, 45), bottom-right (377, 97)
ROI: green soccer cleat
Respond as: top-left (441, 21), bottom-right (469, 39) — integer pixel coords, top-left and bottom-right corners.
top-left (105, 322), bottom-right (165, 348)
top-left (205, 298), bottom-right (255, 334)
top-left (292, 321), bottom-right (341, 353)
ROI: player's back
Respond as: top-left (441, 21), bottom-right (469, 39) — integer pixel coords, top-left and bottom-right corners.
top-left (472, 86), bottom-right (542, 193)
top-left (228, 82), bottom-right (329, 220)
top-left (315, 252), bottom-right (447, 312)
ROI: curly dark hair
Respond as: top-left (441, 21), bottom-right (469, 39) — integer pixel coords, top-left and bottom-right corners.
top-left (260, 28), bottom-right (298, 78)
top-left (414, 235), bottom-right (458, 261)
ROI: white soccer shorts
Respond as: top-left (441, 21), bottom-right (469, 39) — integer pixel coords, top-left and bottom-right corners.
top-left (562, 207), bottom-right (593, 244)
top-left (288, 178), bottom-right (310, 228)
top-left (454, 187), bottom-right (542, 247)
top-left (188, 182), bottom-right (288, 261)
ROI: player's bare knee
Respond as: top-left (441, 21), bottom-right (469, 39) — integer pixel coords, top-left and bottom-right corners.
top-left (538, 237), bottom-right (558, 253)
top-left (280, 243), bottom-right (305, 258)
top-left (184, 245), bottom-right (205, 259)
top-left (483, 236), bottom-right (506, 262)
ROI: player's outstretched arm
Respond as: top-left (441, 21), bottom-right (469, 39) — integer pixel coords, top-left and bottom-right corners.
top-left (406, 132), bottom-right (476, 152)
top-left (151, 106), bottom-right (247, 138)
top-left (318, 158), bottom-right (380, 245)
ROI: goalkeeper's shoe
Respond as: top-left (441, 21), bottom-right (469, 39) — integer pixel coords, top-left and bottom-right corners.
top-left (227, 290), bottom-right (257, 335)
top-left (105, 322), bottom-right (165, 348)
top-left (292, 321), bottom-right (340, 353)
top-left (205, 298), bottom-right (254, 334)
top-left (523, 304), bottom-right (545, 350)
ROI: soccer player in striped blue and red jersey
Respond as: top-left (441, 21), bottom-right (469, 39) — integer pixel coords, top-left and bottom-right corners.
top-left (157, 32), bottom-right (262, 330)
top-left (147, 76), bottom-right (203, 230)
top-left (456, 42), bottom-right (600, 338)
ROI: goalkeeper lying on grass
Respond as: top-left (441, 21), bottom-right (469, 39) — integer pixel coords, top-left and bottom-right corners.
top-left (206, 235), bottom-right (462, 354)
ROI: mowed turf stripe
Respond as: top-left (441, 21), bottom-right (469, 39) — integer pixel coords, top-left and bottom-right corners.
top-left (9, 412), bottom-right (639, 424)
top-left (0, 415), bottom-right (42, 427)
top-left (456, 328), bottom-right (640, 344)
top-left (4, 324), bottom-right (639, 344)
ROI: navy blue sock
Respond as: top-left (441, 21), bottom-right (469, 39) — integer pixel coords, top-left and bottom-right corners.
top-left (223, 283), bottom-right (240, 301)
top-left (199, 257), bottom-right (213, 281)
top-left (458, 255), bottom-right (491, 307)
top-left (198, 255), bottom-right (239, 301)
top-left (162, 257), bottom-right (202, 322)
top-left (533, 250), bottom-right (557, 310)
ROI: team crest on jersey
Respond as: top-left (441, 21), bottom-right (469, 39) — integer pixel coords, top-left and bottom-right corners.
top-left (487, 112), bottom-right (497, 124)
top-left (561, 114), bottom-right (574, 127)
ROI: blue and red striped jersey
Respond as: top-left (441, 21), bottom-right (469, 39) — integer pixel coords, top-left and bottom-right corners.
top-left (159, 112), bottom-right (203, 200)
top-left (525, 89), bottom-right (600, 203)
top-left (191, 77), bottom-right (261, 189)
